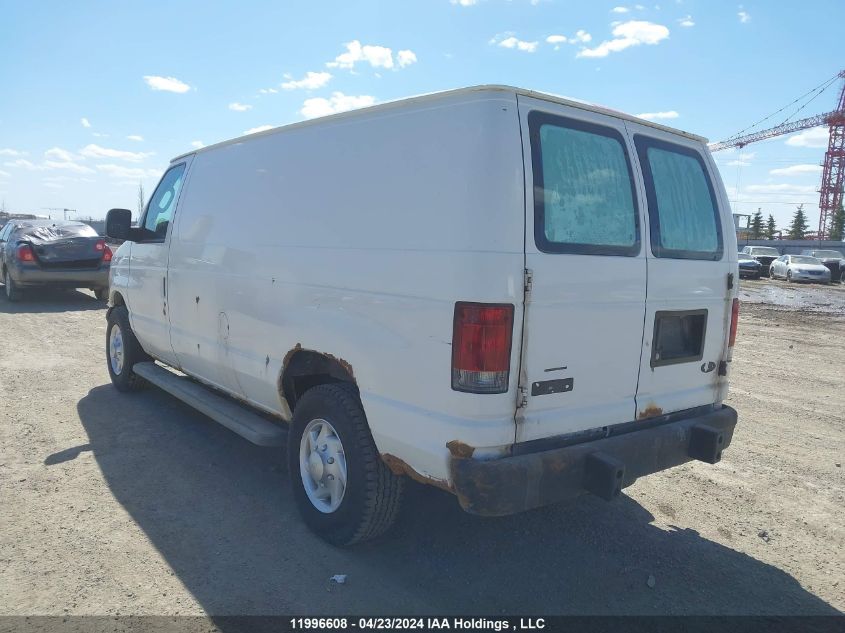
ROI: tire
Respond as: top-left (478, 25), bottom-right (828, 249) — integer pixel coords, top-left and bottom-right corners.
top-left (288, 383), bottom-right (404, 546)
top-left (94, 287), bottom-right (108, 302)
top-left (3, 268), bottom-right (22, 302)
top-left (106, 306), bottom-right (150, 392)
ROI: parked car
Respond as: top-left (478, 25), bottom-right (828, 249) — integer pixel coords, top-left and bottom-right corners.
top-left (799, 249), bottom-right (845, 282)
top-left (0, 220), bottom-right (111, 302)
top-left (740, 245), bottom-right (780, 275)
top-left (737, 253), bottom-right (763, 279)
top-left (770, 254), bottom-right (831, 283)
top-left (102, 86), bottom-right (739, 545)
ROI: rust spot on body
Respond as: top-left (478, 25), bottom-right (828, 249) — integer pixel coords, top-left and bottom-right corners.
top-left (638, 403), bottom-right (663, 420)
top-left (446, 440), bottom-right (475, 459)
top-left (381, 454), bottom-right (452, 492)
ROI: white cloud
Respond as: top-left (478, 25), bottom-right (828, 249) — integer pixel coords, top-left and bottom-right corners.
top-left (143, 75), bottom-right (191, 93)
top-left (96, 164), bottom-right (162, 180)
top-left (4, 159), bottom-right (39, 170)
top-left (573, 30), bottom-right (592, 43)
top-left (546, 35), bottom-right (568, 45)
top-left (785, 127), bottom-right (829, 148)
top-left (243, 125), bottom-right (275, 135)
top-left (745, 184), bottom-right (817, 195)
top-left (300, 92), bottom-right (376, 119)
top-left (328, 40), bottom-right (397, 70)
top-left (490, 34), bottom-right (539, 52)
top-left (228, 102), bottom-right (253, 112)
top-left (259, 87), bottom-right (279, 94)
top-left (92, 132), bottom-right (109, 138)
top-left (127, 135), bottom-right (144, 141)
top-left (738, 10), bottom-right (750, 23)
top-left (43, 160), bottom-right (95, 174)
top-left (546, 30), bottom-right (591, 49)
top-left (0, 170), bottom-right (11, 178)
top-left (0, 148), bottom-right (25, 157)
top-left (281, 71), bottom-right (333, 90)
top-left (636, 110), bottom-right (679, 120)
top-left (44, 147), bottom-right (76, 162)
top-left (612, 6), bottom-right (630, 12)
top-left (450, 0), bottom-right (479, 5)
top-left (577, 20), bottom-right (669, 58)
top-left (191, 141), bottom-right (205, 148)
top-left (678, 15), bottom-right (694, 26)
top-left (769, 164), bottom-right (823, 176)
top-left (81, 117), bottom-right (91, 128)
top-left (79, 144), bottom-right (153, 162)
top-left (397, 50), bottom-right (418, 67)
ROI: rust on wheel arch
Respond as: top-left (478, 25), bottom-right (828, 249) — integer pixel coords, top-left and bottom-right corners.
top-left (381, 453), bottom-right (453, 492)
top-left (446, 439), bottom-right (475, 459)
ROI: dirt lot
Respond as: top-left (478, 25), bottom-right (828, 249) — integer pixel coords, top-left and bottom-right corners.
top-left (0, 282), bottom-right (843, 616)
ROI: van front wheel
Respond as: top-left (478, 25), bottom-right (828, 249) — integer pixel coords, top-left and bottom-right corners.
top-left (106, 306), bottom-right (150, 392)
top-left (288, 383), bottom-right (404, 546)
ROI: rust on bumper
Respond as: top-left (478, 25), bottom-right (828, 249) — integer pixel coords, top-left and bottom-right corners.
top-left (449, 405), bottom-right (738, 517)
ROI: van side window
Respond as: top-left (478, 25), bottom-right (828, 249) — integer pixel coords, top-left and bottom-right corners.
top-left (529, 111), bottom-right (640, 256)
top-left (141, 163), bottom-right (187, 240)
top-left (634, 136), bottom-right (723, 260)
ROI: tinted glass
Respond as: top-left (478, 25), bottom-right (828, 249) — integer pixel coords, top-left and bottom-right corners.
top-left (143, 163), bottom-right (186, 238)
top-left (21, 223), bottom-right (97, 240)
top-left (752, 247), bottom-right (779, 256)
top-left (635, 136), bottom-right (723, 260)
top-left (811, 250), bottom-right (844, 258)
top-left (790, 256), bottom-right (821, 265)
top-left (530, 112), bottom-right (639, 256)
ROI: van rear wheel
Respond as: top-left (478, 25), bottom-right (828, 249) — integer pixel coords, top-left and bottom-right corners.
top-left (106, 306), bottom-right (150, 392)
top-left (288, 383), bottom-right (404, 546)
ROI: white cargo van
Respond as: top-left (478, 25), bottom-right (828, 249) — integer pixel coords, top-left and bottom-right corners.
top-left (104, 86), bottom-right (739, 545)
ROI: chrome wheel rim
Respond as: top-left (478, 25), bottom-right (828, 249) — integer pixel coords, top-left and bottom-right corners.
top-left (109, 324), bottom-right (125, 375)
top-left (299, 418), bottom-right (347, 513)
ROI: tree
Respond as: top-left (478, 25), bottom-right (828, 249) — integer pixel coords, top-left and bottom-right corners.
top-left (787, 204), bottom-right (809, 240)
top-left (137, 182), bottom-right (145, 217)
top-left (829, 201), bottom-right (845, 242)
top-left (750, 208), bottom-right (764, 239)
top-left (765, 214), bottom-right (777, 240)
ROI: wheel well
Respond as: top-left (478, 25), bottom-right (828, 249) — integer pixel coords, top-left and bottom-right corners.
top-left (281, 348), bottom-right (356, 411)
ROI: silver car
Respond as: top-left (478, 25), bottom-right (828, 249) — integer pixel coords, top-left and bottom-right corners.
top-left (770, 255), bottom-right (832, 284)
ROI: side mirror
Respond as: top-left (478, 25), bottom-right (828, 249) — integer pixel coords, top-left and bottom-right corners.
top-left (106, 208), bottom-right (132, 240)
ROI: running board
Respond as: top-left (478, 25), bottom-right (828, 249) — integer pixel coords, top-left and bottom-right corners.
top-left (132, 362), bottom-right (287, 447)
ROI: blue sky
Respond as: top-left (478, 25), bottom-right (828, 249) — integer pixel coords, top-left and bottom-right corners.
top-left (1, 0), bottom-right (842, 229)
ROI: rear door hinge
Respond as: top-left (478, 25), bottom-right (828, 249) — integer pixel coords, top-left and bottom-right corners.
top-left (524, 268), bottom-right (533, 298)
top-left (727, 272), bottom-right (734, 290)
top-left (517, 386), bottom-right (529, 409)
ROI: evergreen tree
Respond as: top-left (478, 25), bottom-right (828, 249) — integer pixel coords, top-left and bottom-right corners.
top-left (787, 204), bottom-right (809, 239)
top-left (750, 208), bottom-right (764, 239)
top-left (830, 202), bottom-right (845, 242)
top-left (765, 214), bottom-right (777, 240)
top-left (137, 182), bottom-right (145, 217)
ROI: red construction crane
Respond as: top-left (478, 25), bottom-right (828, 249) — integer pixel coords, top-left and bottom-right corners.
top-left (710, 70), bottom-right (845, 239)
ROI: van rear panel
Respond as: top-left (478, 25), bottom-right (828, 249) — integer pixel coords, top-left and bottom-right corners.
top-left (515, 94), bottom-right (736, 444)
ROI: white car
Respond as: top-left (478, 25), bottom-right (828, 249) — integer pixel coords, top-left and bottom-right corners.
top-left (770, 254), bottom-right (832, 284)
top-left (103, 86), bottom-right (740, 545)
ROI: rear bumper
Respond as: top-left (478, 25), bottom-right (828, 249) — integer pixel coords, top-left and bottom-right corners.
top-left (790, 272), bottom-right (830, 282)
top-left (11, 264), bottom-right (109, 288)
top-left (450, 405), bottom-right (738, 516)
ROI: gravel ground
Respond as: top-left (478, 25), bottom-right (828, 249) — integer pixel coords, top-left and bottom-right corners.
top-left (0, 284), bottom-right (842, 616)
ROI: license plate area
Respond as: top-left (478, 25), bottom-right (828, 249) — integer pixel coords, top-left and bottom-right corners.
top-left (651, 309), bottom-right (707, 368)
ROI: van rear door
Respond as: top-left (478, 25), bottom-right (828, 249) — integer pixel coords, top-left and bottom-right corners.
top-left (625, 122), bottom-right (734, 418)
top-left (515, 96), bottom-right (648, 443)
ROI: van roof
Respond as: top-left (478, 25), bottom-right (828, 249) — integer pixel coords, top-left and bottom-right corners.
top-left (172, 85), bottom-right (709, 162)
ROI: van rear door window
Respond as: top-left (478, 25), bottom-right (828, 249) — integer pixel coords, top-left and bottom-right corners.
top-left (634, 136), bottom-right (723, 260)
top-left (529, 111), bottom-right (640, 256)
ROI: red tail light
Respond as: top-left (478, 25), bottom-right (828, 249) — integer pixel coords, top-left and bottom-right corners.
top-left (728, 298), bottom-right (739, 347)
top-left (103, 245), bottom-right (113, 263)
top-left (452, 302), bottom-right (514, 394)
top-left (16, 244), bottom-right (35, 262)
top-left (95, 239), bottom-right (105, 252)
